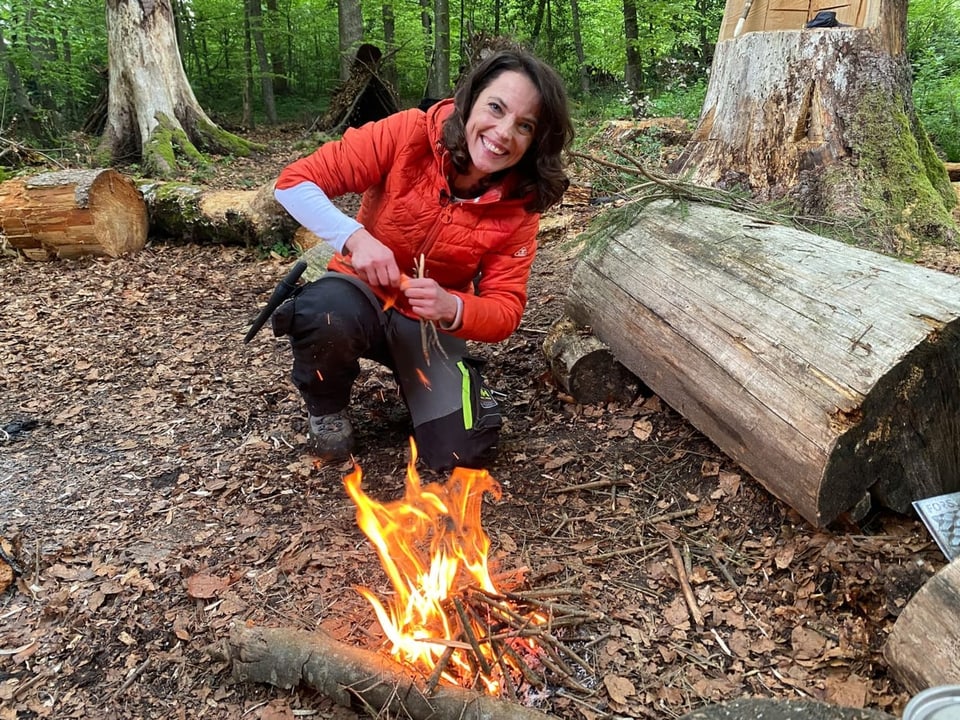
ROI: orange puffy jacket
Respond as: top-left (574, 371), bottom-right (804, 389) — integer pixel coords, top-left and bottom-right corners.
top-left (274, 100), bottom-right (540, 343)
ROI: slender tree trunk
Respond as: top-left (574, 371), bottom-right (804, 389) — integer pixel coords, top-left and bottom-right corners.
top-left (494, 0), bottom-right (501, 35)
top-left (265, 0), bottom-right (289, 95)
top-left (247, 0), bottom-right (278, 124)
top-left (570, 0), bottom-right (590, 95)
top-left (242, 5), bottom-right (255, 129)
top-left (100, 0), bottom-right (260, 178)
top-left (427, 0), bottom-right (450, 99)
top-left (420, 0), bottom-right (433, 97)
top-left (338, 0), bottom-right (364, 81)
top-left (532, 0), bottom-right (547, 47)
top-left (623, 0), bottom-right (641, 95)
top-left (381, 2), bottom-right (398, 92)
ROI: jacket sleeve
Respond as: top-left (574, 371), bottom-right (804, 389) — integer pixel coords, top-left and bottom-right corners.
top-left (274, 110), bottom-right (421, 198)
top-left (450, 212), bottom-right (540, 343)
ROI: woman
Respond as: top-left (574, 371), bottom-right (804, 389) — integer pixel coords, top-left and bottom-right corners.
top-left (272, 48), bottom-right (574, 470)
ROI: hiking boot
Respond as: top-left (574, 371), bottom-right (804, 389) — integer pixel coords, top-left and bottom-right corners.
top-left (307, 412), bottom-right (355, 460)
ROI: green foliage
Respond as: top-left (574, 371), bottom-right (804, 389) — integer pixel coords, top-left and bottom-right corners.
top-left (648, 77), bottom-right (708, 120)
top-left (907, 0), bottom-right (960, 160)
top-left (1, 0), bottom-right (951, 176)
top-left (0, 0), bottom-right (107, 134)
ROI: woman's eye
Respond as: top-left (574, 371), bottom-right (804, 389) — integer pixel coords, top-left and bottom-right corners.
top-left (520, 122), bottom-right (535, 134)
top-left (488, 102), bottom-right (502, 114)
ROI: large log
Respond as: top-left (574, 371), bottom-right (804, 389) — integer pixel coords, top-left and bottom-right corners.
top-left (0, 169), bottom-right (147, 260)
top-left (139, 180), bottom-right (298, 248)
top-left (884, 556), bottom-right (960, 693)
top-left (208, 625), bottom-right (556, 720)
top-left (566, 199), bottom-right (960, 527)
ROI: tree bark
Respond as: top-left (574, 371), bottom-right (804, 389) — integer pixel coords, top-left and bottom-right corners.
top-left (100, 0), bottom-right (262, 178)
top-left (424, 0), bottom-right (450, 100)
top-left (0, 169), bottom-right (147, 261)
top-left (672, 0), bottom-right (957, 252)
top-left (208, 625), bottom-right (557, 720)
top-left (566, 199), bottom-right (960, 527)
top-left (884, 556), bottom-right (960, 693)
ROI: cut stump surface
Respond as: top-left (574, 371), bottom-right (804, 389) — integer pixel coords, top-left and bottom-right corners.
top-left (0, 169), bottom-right (147, 260)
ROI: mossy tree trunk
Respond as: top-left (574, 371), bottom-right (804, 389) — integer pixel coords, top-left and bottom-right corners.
top-left (672, 0), bottom-right (958, 253)
top-left (99, 0), bottom-right (263, 179)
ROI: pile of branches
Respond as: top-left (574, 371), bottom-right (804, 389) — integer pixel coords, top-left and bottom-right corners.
top-left (423, 584), bottom-right (606, 701)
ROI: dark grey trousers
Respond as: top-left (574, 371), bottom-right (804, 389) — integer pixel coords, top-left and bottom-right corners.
top-left (271, 272), bottom-right (501, 470)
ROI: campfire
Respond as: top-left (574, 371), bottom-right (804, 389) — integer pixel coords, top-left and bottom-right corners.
top-left (343, 439), bottom-right (597, 699)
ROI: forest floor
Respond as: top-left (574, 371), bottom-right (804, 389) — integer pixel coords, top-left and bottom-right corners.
top-left (1, 121), bottom-right (958, 720)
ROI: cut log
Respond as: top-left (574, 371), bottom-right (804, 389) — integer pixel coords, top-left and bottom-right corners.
top-left (140, 180), bottom-right (298, 248)
top-left (673, 0), bottom-right (958, 251)
top-left (884, 556), bottom-right (960, 693)
top-left (543, 315), bottom-right (644, 404)
top-left (208, 624), bottom-right (556, 720)
top-left (946, 162), bottom-right (960, 182)
top-left (566, 199), bottom-right (960, 527)
top-left (0, 168), bottom-right (147, 260)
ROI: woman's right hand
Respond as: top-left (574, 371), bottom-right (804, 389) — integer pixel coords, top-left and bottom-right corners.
top-left (343, 228), bottom-right (402, 288)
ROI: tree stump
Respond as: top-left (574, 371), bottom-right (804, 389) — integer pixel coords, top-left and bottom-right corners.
top-left (672, 0), bottom-right (958, 252)
top-left (0, 168), bottom-right (147, 260)
top-left (543, 315), bottom-right (644, 404)
top-left (566, 199), bottom-right (960, 527)
top-left (884, 556), bottom-right (960, 693)
top-left (140, 179), bottom-right (297, 248)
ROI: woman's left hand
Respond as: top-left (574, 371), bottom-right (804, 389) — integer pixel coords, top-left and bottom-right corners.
top-left (402, 277), bottom-right (459, 324)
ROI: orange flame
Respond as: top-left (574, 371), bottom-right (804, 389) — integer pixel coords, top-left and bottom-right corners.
top-left (343, 439), bottom-right (511, 690)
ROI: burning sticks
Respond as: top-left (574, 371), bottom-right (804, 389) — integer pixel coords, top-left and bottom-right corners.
top-left (341, 441), bottom-right (603, 703)
top-left (416, 584), bottom-right (603, 699)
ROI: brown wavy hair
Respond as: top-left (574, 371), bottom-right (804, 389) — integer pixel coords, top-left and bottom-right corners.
top-left (442, 49), bottom-right (574, 214)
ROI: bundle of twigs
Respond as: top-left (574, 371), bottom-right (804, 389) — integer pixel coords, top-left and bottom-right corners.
top-left (421, 584), bottom-right (606, 701)
top-left (569, 148), bottom-right (871, 242)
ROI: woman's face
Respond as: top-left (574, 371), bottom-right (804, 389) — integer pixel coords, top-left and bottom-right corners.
top-left (464, 70), bottom-right (541, 178)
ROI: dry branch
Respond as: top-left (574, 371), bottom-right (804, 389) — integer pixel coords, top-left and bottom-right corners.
top-left (209, 624), bottom-right (558, 720)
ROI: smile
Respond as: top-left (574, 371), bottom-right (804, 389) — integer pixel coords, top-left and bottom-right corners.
top-left (481, 137), bottom-right (507, 156)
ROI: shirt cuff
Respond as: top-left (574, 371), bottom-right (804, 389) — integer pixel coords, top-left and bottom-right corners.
top-left (438, 295), bottom-right (464, 331)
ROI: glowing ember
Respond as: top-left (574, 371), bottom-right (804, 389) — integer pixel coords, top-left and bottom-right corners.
top-left (344, 439), bottom-right (539, 692)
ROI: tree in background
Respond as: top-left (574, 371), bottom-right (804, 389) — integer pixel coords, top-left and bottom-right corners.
top-left (338, 0), bottom-right (364, 80)
top-left (247, 0), bottom-right (278, 125)
top-left (99, 0), bottom-right (260, 177)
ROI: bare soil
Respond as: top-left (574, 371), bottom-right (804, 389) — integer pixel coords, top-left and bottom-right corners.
top-left (0, 125), bottom-right (953, 720)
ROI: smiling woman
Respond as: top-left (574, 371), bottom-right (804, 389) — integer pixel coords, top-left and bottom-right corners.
top-left (265, 49), bottom-right (574, 472)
